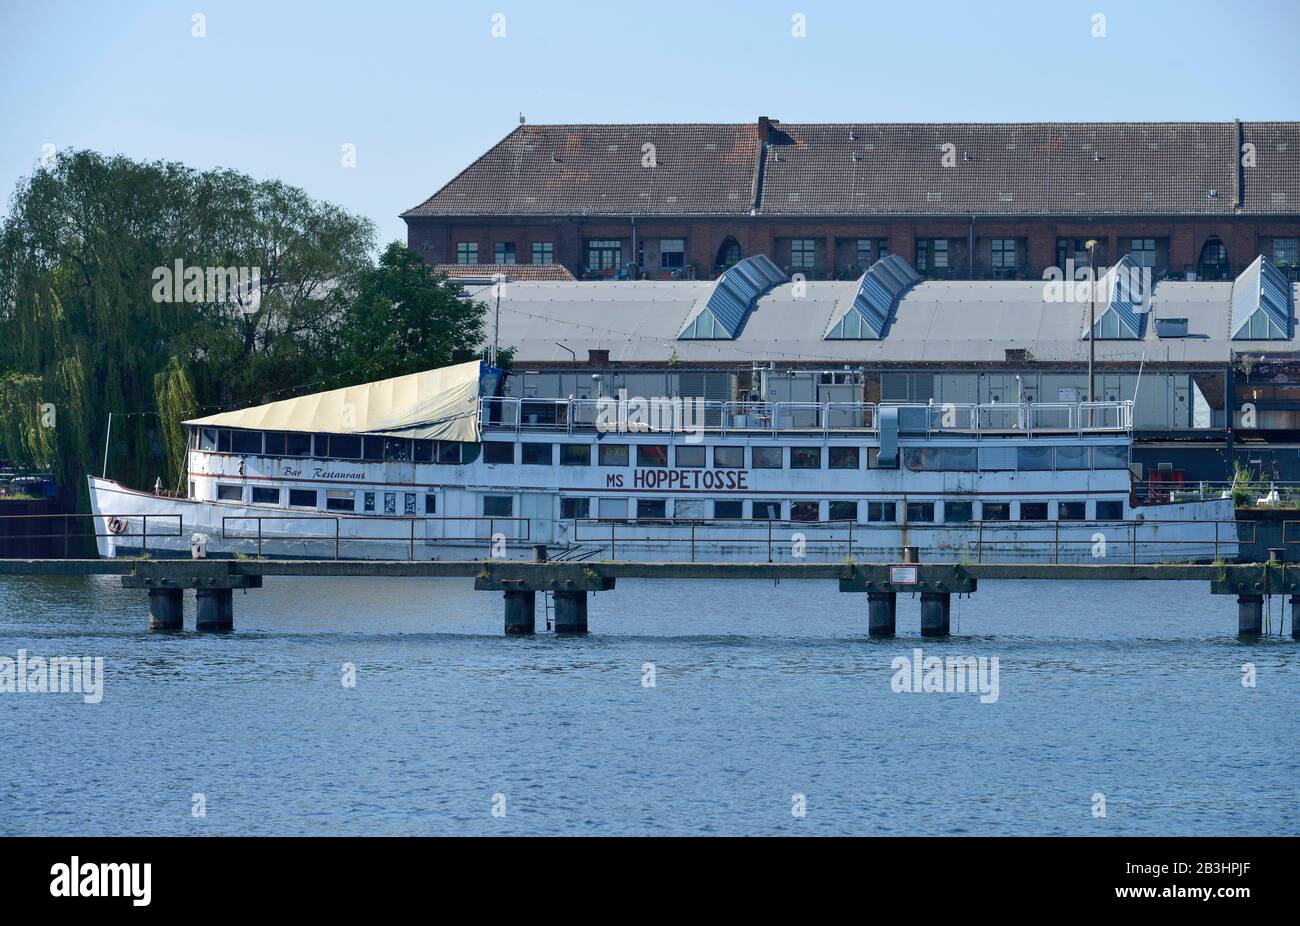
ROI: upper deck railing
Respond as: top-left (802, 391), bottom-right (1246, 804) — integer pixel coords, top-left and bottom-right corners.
top-left (479, 397), bottom-right (1132, 439)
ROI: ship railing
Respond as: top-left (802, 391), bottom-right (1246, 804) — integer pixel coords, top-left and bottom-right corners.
top-left (563, 516), bottom-right (1246, 564)
top-left (0, 513), bottom-right (182, 559)
top-left (478, 397), bottom-right (1132, 439)
top-left (220, 515), bottom-right (530, 560)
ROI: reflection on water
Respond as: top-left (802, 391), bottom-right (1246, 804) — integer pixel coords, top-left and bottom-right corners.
top-left (1, 574), bottom-right (1296, 835)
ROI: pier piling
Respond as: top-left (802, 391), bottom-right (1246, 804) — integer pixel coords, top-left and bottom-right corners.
top-left (867, 591), bottom-right (897, 637)
top-left (919, 592), bottom-right (952, 637)
top-left (1292, 596), bottom-right (1300, 640)
top-left (147, 587), bottom-right (184, 631)
top-left (1236, 594), bottom-right (1264, 637)
top-left (195, 588), bottom-right (234, 632)
top-left (552, 590), bottom-right (588, 634)
top-left (503, 590), bottom-right (537, 635)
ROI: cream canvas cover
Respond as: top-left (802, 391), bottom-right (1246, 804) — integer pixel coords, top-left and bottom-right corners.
top-left (185, 360), bottom-right (484, 442)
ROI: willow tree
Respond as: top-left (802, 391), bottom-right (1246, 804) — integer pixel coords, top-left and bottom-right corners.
top-left (0, 150), bottom-right (374, 506)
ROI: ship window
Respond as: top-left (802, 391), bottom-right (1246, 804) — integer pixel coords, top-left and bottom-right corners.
top-left (410, 439), bottom-right (433, 463)
top-left (313, 433), bottom-right (331, 457)
top-left (752, 446), bottom-right (783, 469)
top-left (559, 444), bottom-right (590, 466)
top-left (383, 492), bottom-right (396, 514)
top-left (599, 444), bottom-right (629, 466)
top-left (326, 490), bottom-right (355, 512)
top-left (1095, 500), bottom-right (1124, 520)
top-left (484, 441), bottom-right (515, 464)
top-left (1095, 445), bottom-right (1128, 469)
top-left (230, 430), bottom-right (262, 454)
top-left (404, 493), bottom-right (416, 515)
top-left (636, 499), bottom-right (667, 519)
top-left (288, 488), bottom-right (317, 508)
top-left (199, 428), bottom-right (218, 451)
top-left (1017, 446), bottom-right (1054, 471)
top-left (675, 445), bottom-right (705, 468)
top-left (263, 432), bottom-right (286, 456)
top-left (828, 446), bottom-right (860, 469)
top-left (673, 498), bottom-right (707, 519)
top-left (906, 501), bottom-right (935, 523)
top-left (713, 446), bottom-right (744, 468)
top-left (714, 500), bottom-right (743, 519)
top-left (216, 484), bottom-right (243, 502)
top-left (791, 501), bottom-right (820, 522)
top-left (218, 430), bottom-right (233, 452)
top-left (331, 435), bottom-right (362, 460)
top-left (903, 448), bottom-right (926, 470)
top-left (483, 495), bottom-right (513, 517)
top-left (363, 491), bottom-right (376, 512)
top-left (252, 486), bottom-right (279, 505)
top-left (751, 500), bottom-right (782, 519)
top-left (943, 501), bottom-right (973, 523)
top-left (790, 447), bottom-right (821, 470)
top-left (384, 438), bottom-right (412, 462)
top-left (281, 432), bottom-right (311, 456)
top-left (424, 494), bottom-right (436, 514)
top-left (437, 441), bottom-right (460, 464)
top-left (867, 501), bottom-right (896, 522)
top-left (829, 501), bottom-right (858, 521)
top-left (637, 445), bottom-right (669, 467)
top-left (1058, 501), bottom-right (1085, 520)
top-left (597, 498), bottom-right (628, 520)
top-left (1020, 502), bottom-right (1048, 521)
top-left (980, 502), bottom-right (1010, 521)
top-left (940, 447), bottom-right (977, 471)
top-left (362, 436), bottom-right (385, 462)
top-left (1055, 445), bottom-right (1090, 470)
top-left (560, 497), bottom-right (590, 519)
top-left (522, 443), bottom-right (553, 465)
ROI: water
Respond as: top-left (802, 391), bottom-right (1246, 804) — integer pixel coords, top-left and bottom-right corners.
top-left (1, 574), bottom-right (1296, 835)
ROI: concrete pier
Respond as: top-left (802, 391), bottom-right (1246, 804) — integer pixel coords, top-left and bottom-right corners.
top-left (1237, 594), bottom-right (1264, 637)
top-left (920, 592), bottom-right (952, 637)
top-left (867, 591), bottom-right (897, 637)
top-left (195, 588), bottom-right (233, 632)
top-left (503, 590), bottom-right (536, 635)
top-left (552, 591), bottom-right (588, 634)
top-left (147, 587), bottom-right (184, 631)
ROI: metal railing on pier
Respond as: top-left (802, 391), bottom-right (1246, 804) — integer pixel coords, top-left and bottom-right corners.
top-left (220, 515), bottom-right (530, 560)
top-left (0, 513), bottom-right (182, 558)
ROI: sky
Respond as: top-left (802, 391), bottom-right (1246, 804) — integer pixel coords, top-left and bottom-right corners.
top-left (2, 0), bottom-right (1297, 248)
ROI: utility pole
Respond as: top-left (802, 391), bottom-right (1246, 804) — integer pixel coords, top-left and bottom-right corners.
top-left (1085, 239), bottom-right (1098, 421)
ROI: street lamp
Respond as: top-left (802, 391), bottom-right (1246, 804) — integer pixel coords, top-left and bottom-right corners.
top-left (1085, 239), bottom-right (1098, 408)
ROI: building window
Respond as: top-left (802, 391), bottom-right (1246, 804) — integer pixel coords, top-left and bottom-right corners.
top-left (288, 488), bottom-right (318, 508)
top-left (326, 490), bottom-right (355, 512)
top-left (1273, 238), bottom-right (1299, 267)
top-left (790, 239), bottom-right (816, 270)
top-left (483, 441), bottom-right (514, 464)
top-left (791, 501), bottom-right (820, 522)
top-left (636, 499), bottom-right (667, 519)
top-left (659, 239), bottom-right (685, 270)
top-left (252, 486), bottom-right (280, 505)
top-left (751, 500), bottom-right (782, 520)
top-left (714, 500), bottom-right (743, 519)
top-left (561, 497), bottom-right (589, 519)
top-left (456, 242), bottom-right (478, 265)
top-left (1197, 238), bottom-right (1230, 280)
top-left (866, 501), bottom-right (895, 522)
top-left (933, 239), bottom-right (949, 269)
top-left (216, 484), bottom-right (243, 502)
top-left (716, 237), bottom-right (743, 270)
top-left (586, 239), bottom-right (622, 272)
top-left (675, 445), bottom-right (705, 468)
top-left (991, 239), bottom-right (1016, 269)
top-left (531, 242), bottom-right (554, 264)
top-left (916, 239), bottom-right (948, 273)
top-left (559, 444), bottom-right (591, 466)
top-left (483, 495), bottom-right (513, 517)
top-left (855, 239), bottom-right (873, 268)
top-left (494, 242), bottom-right (516, 265)
top-left (1130, 238), bottom-right (1156, 267)
top-left (829, 501), bottom-right (858, 521)
top-left (752, 446), bottom-right (783, 469)
top-left (713, 446), bottom-right (744, 468)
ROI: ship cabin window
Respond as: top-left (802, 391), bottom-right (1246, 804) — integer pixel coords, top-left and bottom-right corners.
top-left (424, 494), bottom-right (436, 514)
top-left (637, 445), bottom-right (669, 467)
top-left (252, 487), bottom-right (280, 505)
top-left (673, 499), bottom-right (707, 519)
top-left (751, 500), bottom-right (782, 520)
top-left (483, 495), bottom-right (513, 517)
top-left (1020, 502), bottom-right (1048, 521)
top-left (410, 439), bottom-right (433, 463)
top-left (384, 438), bottom-right (412, 463)
top-left (713, 446), bottom-right (744, 468)
top-left (598, 444), bottom-right (629, 466)
top-left (867, 501), bottom-right (896, 523)
top-left (1058, 501), bottom-right (1086, 520)
top-left (522, 443), bottom-right (553, 465)
top-left (597, 498), bottom-right (629, 520)
top-left (1094, 446), bottom-right (1129, 469)
top-left (226, 430), bottom-right (262, 454)
top-left (829, 501), bottom-right (858, 521)
top-left (560, 497), bottom-right (589, 519)
top-left (714, 500), bottom-right (743, 519)
top-left (791, 501), bottom-right (820, 522)
top-left (906, 502), bottom-right (935, 524)
top-left (404, 493), bottom-right (416, 515)
top-left (436, 441), bottom-right (460, 464)
top-left (199, 428), bottom-right (218, 451)
top-left (752, 446), bottom-right (783, 469)
top-left (790, 447), bottom-right (821, 470)
top-left (1055, 446), bottom-right (1089, 470)
top-left (559, 444), bottom-right (590, 466)
top-left (332, 435), bottom-right (364, 460)
top-left (216, 484), bottom-right (243, 502)
top-left (1095, 500), bottom-right (1125, 520)
top-left (636, 499), bottom-right (667, 519)
top-left (943, 501), bottom-right (973, 523)
top-left (363, 492), bottom-right (376, 512)
top-left (828, 447), bottom-right (860, 470)
top-left (980, 502), bottom-right (1011, 521)
top-left (1017, 446), bottom-right (1053, 471)
top-left (905, 447), bottom-right (977, 471)
top-left (675, 446), bottom-right (705, 468)
top-left (326, 490), bottom-right (355, 512)
top-left (484, 441), bottom-right (516, 464)
top-left (288, 488), bottom-right (318, 508)
top-left (362, 436), bottom-right (384, 461)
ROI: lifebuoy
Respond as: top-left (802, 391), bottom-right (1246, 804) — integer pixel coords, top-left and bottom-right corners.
top-left (107, 517), bottom-right (128, 535)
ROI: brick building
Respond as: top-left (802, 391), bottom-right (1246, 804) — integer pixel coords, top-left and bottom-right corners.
top-left (403, 117), bottom-right (1300, 284)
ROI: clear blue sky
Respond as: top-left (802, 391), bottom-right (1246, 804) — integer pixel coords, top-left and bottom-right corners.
top-left (3, 0), bottom-right (1297, 248)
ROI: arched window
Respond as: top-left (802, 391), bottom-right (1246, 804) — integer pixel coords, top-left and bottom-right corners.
top-left (714, 237), bottom-right (743, 272)
top-left (1197, 237), bottom-right (1230, 281)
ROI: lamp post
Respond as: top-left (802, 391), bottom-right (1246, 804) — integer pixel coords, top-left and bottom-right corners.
top-left (1085, 239), bottom-right (1098, 423)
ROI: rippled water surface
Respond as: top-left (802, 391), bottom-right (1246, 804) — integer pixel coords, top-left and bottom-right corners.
top-left (2, 574), bottom-right (1296, 835)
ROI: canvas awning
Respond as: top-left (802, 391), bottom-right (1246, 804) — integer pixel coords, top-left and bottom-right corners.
top-left (185, 360), bottom-right (486, 442)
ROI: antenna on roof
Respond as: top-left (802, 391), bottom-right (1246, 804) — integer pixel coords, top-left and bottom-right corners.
top-left (519, 112), bottom-right (526, 124)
